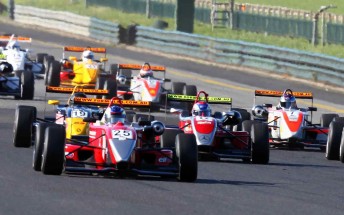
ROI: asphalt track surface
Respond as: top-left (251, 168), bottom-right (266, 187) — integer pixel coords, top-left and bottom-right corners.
top-left (0, 20), bottom-right (344, 215)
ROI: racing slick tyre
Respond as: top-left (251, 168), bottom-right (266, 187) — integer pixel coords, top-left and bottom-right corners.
top-left (232, 108), bottom-right (251, 131)
top-left (103, 78), bottom-right (117, 99)
top-left (13, 105), bottom-right (37, 148)
top-left (95, 76), bottom-right (106, 99)
top-left (41, 125), bottom-right (66, 175)
top-left (176, 133), bottom-right (198, 182)
top-left (46, 60), bottom-right (61, 87)
top-left (242, 120), bottom-right (258, 134)
top-left (160, 129), bottom-right (183, 148)
top-left (33, 123), bottom-right (48, 171)
top-left (340, 130), bottom-right (344, 163)
top-left (183, 85), bottom-right (197, 112)
top-left (326, 121), bottom-right (344, 160)
top-left (320, 113), bottom-right (339, 127)
top-left (119, 69), bottom-right (132, 87)
top-left (251, 122), bottom-right (269, 164)
top-left (109, 64), bottom-right (118, 75)
top-left (36, 53), bottom-right (48, 64)
top-left (43, 55), bottom-right (55, 76)
top-left (133, 114), bottom-right (155, 122)
top-left (171, 82), bottom-right (186, 94)
top-left (20, 70), bottom-right (35, 100)
top-left (334, 117), bottom-right (344, 123)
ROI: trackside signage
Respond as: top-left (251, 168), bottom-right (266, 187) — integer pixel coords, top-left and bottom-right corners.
top-left (167, 94), bottom-right (232, 104)
top-left (255, 90), bottom-right (313, 99)
top-left (73, 97), bottom-right (151, 107)
top-left (46, 86), bottom-right (108, 95)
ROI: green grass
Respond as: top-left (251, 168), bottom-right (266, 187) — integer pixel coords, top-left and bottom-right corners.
top-left (1, 0), bottom-right (344, 58)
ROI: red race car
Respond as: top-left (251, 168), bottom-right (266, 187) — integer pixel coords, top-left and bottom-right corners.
top-left (162, 91), bottom-right (269, 164)
top-left (37, 97), bottom-right (198, 182)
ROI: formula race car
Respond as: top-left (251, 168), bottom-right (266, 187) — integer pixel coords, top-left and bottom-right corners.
top-left (45, 46), bottom-right (116, 97)
top-left (251, 89), bottom-right (336, 150)
top-left (31, 96), bottom-right (198, 182)
top-left (325, 116), bottom-right (344, 161)
top-left (0, 35), bottom-right (47, 77)
top-left (163, 91), bottom-right (269, 163)
top-left (111, 63), bottom-right (198, 111)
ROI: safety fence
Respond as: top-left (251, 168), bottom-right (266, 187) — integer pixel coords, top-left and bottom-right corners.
top-left (14, 5), bottom-right (121, 44)
top-left (13, 5), bottom-right (344, 87)
top-left (85, 0), bottom-right (344, 45)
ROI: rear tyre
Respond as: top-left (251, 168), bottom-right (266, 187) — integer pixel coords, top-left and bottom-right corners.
top-left (41, 125), bottom-right (66, 175)
top-left (171, 82), bottom-right (185, 94)
top-left (109, 64), bottom-right (118, 75)
top-left (251, 122), bottom-right (269, 164)
top-left (33, 123), bottom-right (48, 171)
top-left (13, 105), bottom-right (36, 148)
top-left (103, 78), bottom-right (117, 99)
top-left (46, 60), bottom-right (60, 87)
top-left (43, 55), bottom-right (55, 82)
top-left (326, 121), bottom-right (344, 160)
top-left (232, 108), bottom-right (251, 131)
top-left (133, 114), bottom-right (155, 122)
top-left (36, 53), bottom-right (48, 64)
top-left (321, 113), bottom-right (339, 127)
top-left (340, 129), bottom-right (344, 163)
top-left (95, 76), bottom-right (106, 99)
top-left (160, 129), bottom-right (183, 148)
top-left (176, 133), bottom-right (198, 182)
top-left (183, 85), bottom-right (197, 111)
top-left (21, 70), bottom-right (35, 100)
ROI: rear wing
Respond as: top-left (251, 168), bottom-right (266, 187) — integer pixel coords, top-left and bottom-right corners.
top-left (63, 46), bottom-right (106, 53)
top-left (167, 94), bottom-right (232, 105)
top-left (254, 90), bottom-right (313, 99)
top-left (72, 97), bottom-right (151, 108)
top-left (46, 86), bottom-right (109, 96)
top-left (118, 64), bottom-right (166, 72)
top-left (0, 35), bottom-right (32, 43)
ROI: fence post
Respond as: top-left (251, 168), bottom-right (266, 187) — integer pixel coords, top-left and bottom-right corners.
top-left (146, 0), bottom-right (150, 19)
top-left (8, 0), bottom-right (14, 20)
top-left (311, 13), bottom-right (319, 45)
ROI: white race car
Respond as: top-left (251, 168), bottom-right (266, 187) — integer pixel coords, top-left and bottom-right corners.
top-left (113, 62), bottom-right (197, 111)
top-left (251, 89), bottom-right (335, 150)
top-left (0, 35), bottom-right (47, 78)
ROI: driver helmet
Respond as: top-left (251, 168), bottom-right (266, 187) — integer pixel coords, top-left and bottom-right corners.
top-left (279, 92), bottom-right (297, 109)
top-left (7, 41), bottom-right (20, 50)
top-left (192, 101), bottom-right (211, 117)
top-left (104, 105), bottom-right (126, 124)
top-left (82, 50), bottom-right (94, 62)
top-left (139, 62), bottom-right (153, 78)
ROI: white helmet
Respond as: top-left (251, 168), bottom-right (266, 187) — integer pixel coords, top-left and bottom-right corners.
top-left (7, 41), bottom-right (20, 50)
top-left (82, 50), bottom-right (94, 61)
top-left (139, 62), bottom-right (153, 78)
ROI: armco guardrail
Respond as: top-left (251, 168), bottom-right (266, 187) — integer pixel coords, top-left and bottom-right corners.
top-left (14, 5), bottom-right (120, 44)
top-left (13, 5), bottom-right (344, 87)
top-left (136, 26), bottom-right (344, 87)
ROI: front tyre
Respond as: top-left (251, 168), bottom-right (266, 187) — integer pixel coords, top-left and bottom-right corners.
top-left (250, 121), bottom-right (269, 164)
top-left (176, 133), bottom-right (198, 182)
top-left (13, 105), bottom-right (36, 148)
top-left (41, 125), bottom-right (66, 175)
top-left (326, 121), bottom-right (344, 160)
top-left (33, 123), bottom-right (48, 171)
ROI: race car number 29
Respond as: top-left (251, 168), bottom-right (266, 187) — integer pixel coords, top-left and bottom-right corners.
top-left (112, 130), bottom-right (133, 140)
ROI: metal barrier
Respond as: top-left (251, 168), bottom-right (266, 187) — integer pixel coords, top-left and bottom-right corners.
top-left (14, 5), bottom-right (120, 44)
top-left (12, 5), bottom-right (344, 87)
top-left (136, 26), bottom-right (344, 87)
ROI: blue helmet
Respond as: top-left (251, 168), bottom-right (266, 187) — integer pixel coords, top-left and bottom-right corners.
top-left (192, 101), bottom-right (211, 117)
top-left (106, 105), bottom-right (126, 124)
top-left (280, 90), bottom-right (297, 109)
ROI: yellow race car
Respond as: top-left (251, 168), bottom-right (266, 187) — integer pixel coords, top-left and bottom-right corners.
top-left (45, 46), bottom-right (117, 98)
